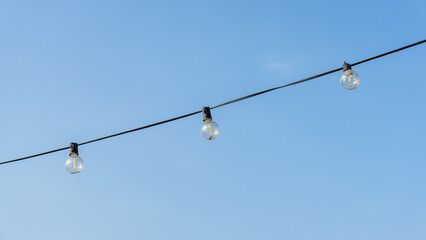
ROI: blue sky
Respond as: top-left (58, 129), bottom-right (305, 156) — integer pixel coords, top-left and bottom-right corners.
top-left (0, 0), bottom-right (425, 239)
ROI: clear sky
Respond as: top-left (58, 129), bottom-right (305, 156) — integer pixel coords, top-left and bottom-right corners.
top-left (0, 0), bottom-right (425, 239)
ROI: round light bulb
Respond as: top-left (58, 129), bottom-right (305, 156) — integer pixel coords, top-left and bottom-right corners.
top-left (201, 120), bottom-right (220, 140)
top-left (65, 153), bottom-right (84, 174)
top-left (340, 69), bottom-right (360, 90)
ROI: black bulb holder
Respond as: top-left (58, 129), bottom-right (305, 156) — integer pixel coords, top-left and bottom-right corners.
top-left (343, 61), bottom-right (352, 72)
top-left (202, 107), bottom-right (212, 122)
top-left (70, 142), bottom-right (79, 156)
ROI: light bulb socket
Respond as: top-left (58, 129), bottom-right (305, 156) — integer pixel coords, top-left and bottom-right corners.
top-left (70, 142), bottom-right (79, 156)
top-left (343, 61), bottom-right (352, 72)
top-left (202, 107), bottom-right (212, 122)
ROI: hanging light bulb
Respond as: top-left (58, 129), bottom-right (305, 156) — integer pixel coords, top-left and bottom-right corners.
top-left (65, 142), bottom-right (84, 174)
top-left (340, 61), bottom-right (360, 90)
top-left (201, 107), bottom-right (220, 140)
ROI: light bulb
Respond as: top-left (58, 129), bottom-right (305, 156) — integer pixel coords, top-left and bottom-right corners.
top-left (201, 107), bottom-right (220, 140)
top-left (65, 153), bottom-right (84, 174)
top-left (340, 62), bottom-right (360, 90)
top-left (65, 142), bottom-right (84, 174)
top-left (201, 119), bottom-right (220, 140)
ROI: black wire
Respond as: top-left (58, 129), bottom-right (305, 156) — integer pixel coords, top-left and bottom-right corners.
top-left (351, 40), bottom-right (426, 67)
top-left (79, 110), bottom-right (201, 146)
top-left (0, 111), bottom-right (201, 166)
top-left (1, 39), bottom-right (425, 166)
top-left (211, 67), bottom-right (342, 109)
top-left (0, 147), bottom-right (71, 166)
top-left (212, 39), bottom-right (426, 109)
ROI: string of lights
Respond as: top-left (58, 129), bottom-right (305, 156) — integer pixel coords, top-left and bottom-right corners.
top-left (1, 39), bottom-right (425, 173)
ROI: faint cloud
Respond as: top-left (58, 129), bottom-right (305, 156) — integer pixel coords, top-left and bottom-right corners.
top-left (264, 61), bottom-right (293, 74)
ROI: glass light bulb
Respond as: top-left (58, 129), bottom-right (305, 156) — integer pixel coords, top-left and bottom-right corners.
top-left (340, 70), bottom-right (360, 90)
top-left (65, 153), bottom-right (84, 174)
top-left (201, 120), bottom-right (220, 140)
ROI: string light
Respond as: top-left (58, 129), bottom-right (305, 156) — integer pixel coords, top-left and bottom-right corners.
top-left (65, 143), bottom-right (84, 174)
top-left (340, 62), bottom-right (360, 90)
top-left (0, 39), bottom-right (424, 173)
top-left (201, 107), bottom-right (220, 140)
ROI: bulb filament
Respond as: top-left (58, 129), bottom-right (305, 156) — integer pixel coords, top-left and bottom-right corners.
top-left (348, 75), bottom-right (352, 83)
top-left (208, 125), bottom-right (212, 134)
top-left (73, 159), bottom-right (76, 168)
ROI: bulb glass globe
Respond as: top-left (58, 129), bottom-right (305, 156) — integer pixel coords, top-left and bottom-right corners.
top-left (201, 120), bottom-right (220, 140)
top-left (65, 153), bottom-right (84, 174)
top-left (340, 70), bottom-right (360, 90)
